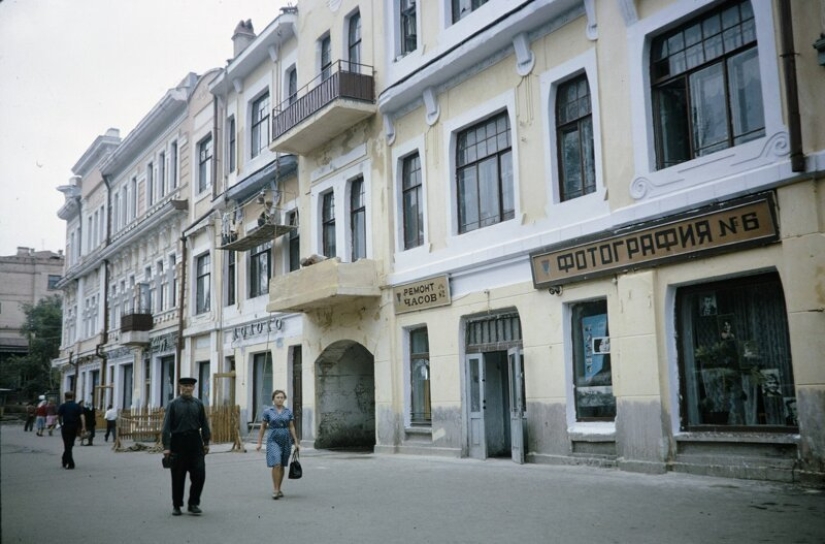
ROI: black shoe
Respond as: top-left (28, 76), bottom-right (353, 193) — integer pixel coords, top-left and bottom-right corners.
top-left (172, 507), bottom-right (182, 516)
top-left (187, 505), bottom-right (202, 515)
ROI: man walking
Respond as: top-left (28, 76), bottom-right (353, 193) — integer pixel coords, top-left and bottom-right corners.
top-left (57, 392), bottom-right (86, 469)
top-left (104, 404), bottom-right (117, 442)
top-left (161, 377), bottom-right (211, 517)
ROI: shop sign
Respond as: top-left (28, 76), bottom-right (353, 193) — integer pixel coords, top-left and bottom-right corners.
top-left (150, 332), bottom-right (177, 353)
top-left (232, 318), bottom-right (276, 341)
top-left (393, 275), bottom-right (451, 315)
top-left (531, 194), bottom-right (779, 289)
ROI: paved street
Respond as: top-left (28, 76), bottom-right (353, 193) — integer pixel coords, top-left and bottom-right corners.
top-left (2, 422), bottom-right (824, 544)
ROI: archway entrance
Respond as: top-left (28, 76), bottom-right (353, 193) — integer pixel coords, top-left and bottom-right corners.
top-left (314, 340), bottom-right (375, 450)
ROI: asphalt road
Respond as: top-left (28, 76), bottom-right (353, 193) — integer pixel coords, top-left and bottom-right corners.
top-left (2, 422), bottom-right (824, 544)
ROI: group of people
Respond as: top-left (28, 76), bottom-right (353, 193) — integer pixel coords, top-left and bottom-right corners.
top-left (160, 377), bottom-right (300, 517)
top-left (25, 376), bottom-right (300, 518)
top-left (24, 398), bottom-right (57, 436)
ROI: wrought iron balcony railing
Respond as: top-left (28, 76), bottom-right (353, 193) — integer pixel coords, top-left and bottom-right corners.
top-left (272, 60), bottom-right (375, 141)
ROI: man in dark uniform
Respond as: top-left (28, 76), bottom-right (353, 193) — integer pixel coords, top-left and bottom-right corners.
top-left (57, 391), bottom-right (86, 469)
top-left (162, 377), bottom-right (211, 516)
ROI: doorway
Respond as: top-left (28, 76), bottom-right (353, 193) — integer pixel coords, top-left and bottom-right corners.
top-left (465, 312), bottom-right (526, 463)
top-left (314, 340), bottom-right (375, 450)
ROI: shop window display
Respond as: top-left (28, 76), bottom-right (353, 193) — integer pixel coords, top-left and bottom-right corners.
top-left (571, 300), bottom-right (616, 420)
top-left (678, 273), bottom-right (796, 429)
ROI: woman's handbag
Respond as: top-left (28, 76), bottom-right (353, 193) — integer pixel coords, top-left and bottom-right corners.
top-left (288, 450), bottom-right (302, 479)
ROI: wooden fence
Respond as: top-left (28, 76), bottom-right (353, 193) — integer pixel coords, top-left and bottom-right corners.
top-left (113, 404), bottom-right (244, 452)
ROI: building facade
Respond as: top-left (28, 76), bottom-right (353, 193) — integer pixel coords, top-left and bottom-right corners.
top-left (0, 247), bottom-right (64, 388)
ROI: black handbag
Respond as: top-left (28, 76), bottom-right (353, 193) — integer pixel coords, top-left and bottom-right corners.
top-left (161, 454), bottom-right (175, 469)
top-left (288, 450), bottom-right (302, 479)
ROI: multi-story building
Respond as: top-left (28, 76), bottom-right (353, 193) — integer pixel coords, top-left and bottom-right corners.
top-left (0, 247), bottom-right (64, 389)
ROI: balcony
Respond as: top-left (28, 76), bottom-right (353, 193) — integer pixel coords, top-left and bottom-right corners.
top-left (266, 257), bottom-right (381, 313)
top-left (120, 313), bottom-right (153, 346)
top-left (219, 216), bottom-right (295, 252)
top-left (270, 61), bottom-right (376, 155)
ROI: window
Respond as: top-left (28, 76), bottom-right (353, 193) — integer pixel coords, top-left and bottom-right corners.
top-left (170, 141), bottom-right (178, 189)
top-left (130, 177), bottom-right (137, 220)
top-left (678, 273), bottom-right (795, 429)
top-left (651, 0), bottom-right (764, 170)
top-left (556, 74), bottom-right (595, 201)
top-left (228, 117), bottom-right (236, 172)
top-left (571, 299), bottom-right (615, 421)
top-left (350, 177), bottom-right (366, 261)
top-left (287, 67), bottom-right (298, 104)
top-left (320, 35), bottom-right (332, 80)
top-left (348, 11), bottom-right (362, 70)
top-left (400, 0), bottom-right (417, 56)
top-left (121, 364), bottom-right (133, 410)
top-left (456, 112), bottom-right (514, 233)
top-left (160, 356), bottom-right (175, 407)
top-left (147, 161), bottom-right (154, 205)
top-left (157, 260), bottom-right (165, 311)
top-left (249, 242), bottom-right (271, 298)
top-left (252, 352), bottom-right (273, 422)
top-left (288, 211), bottom-right (300, 272)
top-left (321, 191), bottom-right (336, 258)
top-left (158, 151), bottom-right (166, 197)
top-left (225, 251), bottom-right (236, 306)
top-left (251, 93), bottom-right (270, 159)
top-left (453, 0), bottom-right (488, 23)
top-left (198, 361), bottom-right (211, 406)
top-left (401, 153), bottom-right (423, 249)
top-left (409, 328), bottom-right (431, 426)
top-left (195, 253), bottom-right (211, 314)
top-left (169, 255), bottom-right (177, 308)
top-left (48, 275), bottom-right (61, 290)
top-left (197, 135), bottom-right (213, 194)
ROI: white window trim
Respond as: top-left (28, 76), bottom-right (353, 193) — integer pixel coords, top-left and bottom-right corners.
top-left (627, 0), bottom-right (786, 201)
top-left (443, 90), bottom-right (521, 241)
top-left (387, 0), bottom-right (421, 62)
top-left (246, 78), bottom-right (271, 166)
top-left (539, 48), bottom-right (607, 224)
top-left (392, 135), bottom-right (428, 256)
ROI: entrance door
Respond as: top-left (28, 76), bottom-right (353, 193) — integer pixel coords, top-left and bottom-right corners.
top-left (508, 347), bottom-right (526, 464)
top-left (467, 353), bottom-right (486, 459)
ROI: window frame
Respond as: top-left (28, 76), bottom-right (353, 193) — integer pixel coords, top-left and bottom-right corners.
top-left (320, 34), bottom-right (332, 80)
top-left (401, 152), bottom-right (424, 250)
top-left (321, 191), bottom-right (336, 258)
top-left (349, 177), bottom-right (366, 261)
top-left (250, 92), bottom-right (270, 159)
top-left (195, 253), bottom-right (211, 315)
top-left (288, 210), bottom-right (300, 272)
top-left (452, 0), bottom-right (489, 24)
top-left (225, 250), bottom-right (236, 306)
top-left (399, 0), bottom-right (418, 56)
top-left (569, 298), bottom-right (616, 422)
top-left (347, 11), bottom-right (362, 70)
top-left (227, 116), bottom-right (236, 173)
top-left (455, 110), bottom-right (514, 234)
top-left (650, 0), bottom-right (764, 171)
top-left (197, 135), bottom-right (213, 194)
top-left (248, 242), bottom-right (272, 299)
top-left (556, 73), bottom-right (596, 202)
top-left (408, 327), bottom-right (431, 427)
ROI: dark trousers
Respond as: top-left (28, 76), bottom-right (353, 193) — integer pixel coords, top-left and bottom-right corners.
top-left (105, 420), bottom-right (116, 441)
top-left (24, 416), bottom-right (35, 432)
top-left (61, 425), bottom-right (79, 468)
top-left (170, 433), bottom-right (206, 507)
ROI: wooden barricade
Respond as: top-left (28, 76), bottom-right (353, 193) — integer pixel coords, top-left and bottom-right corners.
top-left (113, 404), bottom-right (244, 452)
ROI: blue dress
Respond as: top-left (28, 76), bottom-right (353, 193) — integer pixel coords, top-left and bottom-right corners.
top-left (262, 406), bottom-right (293, 467)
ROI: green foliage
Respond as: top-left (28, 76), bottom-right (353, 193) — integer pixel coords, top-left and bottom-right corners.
top-left (0, 295), bottom-right (62, 399)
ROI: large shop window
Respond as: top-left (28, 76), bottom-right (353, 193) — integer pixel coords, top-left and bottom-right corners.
top-left (678, 273), bottom-right (796, 430)
top-left (651, 0), bottom-right (764, 170)
top-left (253, 352), bottom-right (273, 423)
top-left (409, 327), bottom-right (431, 426)
top-left (571, 300), bottom-right (616, 421)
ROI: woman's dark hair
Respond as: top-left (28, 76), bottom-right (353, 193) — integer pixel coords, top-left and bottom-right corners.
top-left (271, 389), bottom-right (287, 401)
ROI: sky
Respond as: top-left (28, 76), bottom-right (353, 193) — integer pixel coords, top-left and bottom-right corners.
top-left (0, 0), bottom-right (291, 257)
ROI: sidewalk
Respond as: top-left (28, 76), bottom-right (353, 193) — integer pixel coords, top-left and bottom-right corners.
top-left (2, 422), bottom-right (824, 544)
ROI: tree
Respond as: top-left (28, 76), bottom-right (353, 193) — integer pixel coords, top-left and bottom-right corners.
top-left (0, 295), bottom-right (62, 400)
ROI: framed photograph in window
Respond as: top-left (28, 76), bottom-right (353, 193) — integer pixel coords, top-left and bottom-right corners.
top-left (699, 293), bottom-right (717, 316)
top-left (592, 336), bottom-right (610, 355)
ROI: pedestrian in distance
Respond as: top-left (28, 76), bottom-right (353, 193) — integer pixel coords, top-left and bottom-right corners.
top-left (57, 391), bottom-right (86, 469)
top-left (45, 400), bottom-right (58, 436)
top-left (256, 389), bottom-right (300, 500)
top-left (161, 377), bottom-right (211, 517)
top-left (23, 402), bottom-right (36, 432)
top-left (35, 398), bottom-right (47, 436)
top-left (104, 404), bottom-right (117, 442)
top-left (81, 401), bottom-right (96, 446)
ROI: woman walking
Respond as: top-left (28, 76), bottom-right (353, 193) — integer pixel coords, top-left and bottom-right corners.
top-left (256, 390), bottom-right (300, 499)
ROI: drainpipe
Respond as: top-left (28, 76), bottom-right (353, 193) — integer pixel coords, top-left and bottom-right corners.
top-left (95, 258), bottom-right (110, 411)
top-left (779, 0), bottom-right (805, 172)
top-left (175, 235), bottom-right (188, 382)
